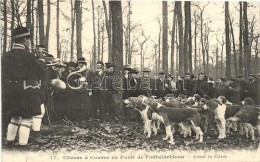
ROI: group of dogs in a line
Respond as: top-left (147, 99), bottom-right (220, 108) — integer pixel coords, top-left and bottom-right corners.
top-left (123, 94), bottom-right (260, 145)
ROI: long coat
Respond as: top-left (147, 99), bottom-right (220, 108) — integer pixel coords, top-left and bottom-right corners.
top-left (227, 82), bottom-right (241, 104)
top-left (2, 46), bottom-right (45, 118)
top-left (214, 82), bottom-right (228, 98)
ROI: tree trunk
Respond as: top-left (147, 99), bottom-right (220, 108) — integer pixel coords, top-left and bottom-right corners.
top-left (243, 2), bottom-right (250, 78)
top-left (45, 0), bottom-right (51, 50)
top-left (31, 0), bottom-right (35, 47)
top-left (162, 1), bottom-right (168, 73)
top-left (26, 0), bottom-right (31, 38)
top-left (254, 37), bottom-right (259, 73)
top-left (11, 0), bottom-right (15, 46)
top-left (102, 0), bottom-right (112, 63)
top-left (229, 15), bottom-right (237, 76)
top-left (199, 8), bottom-right (206, 74)
top-left (184, 2), bottom-right (189, 73)
top-left (38, 0), bottom-right (45, 46)
top-left (127, 2), bottom-right (132, 65)
top-left (92, 0), bottom-right (97, 69)
top-left (110, 0), bottom-right (123, 110)
top-left (71, 0), bottom-right (75, 61)
top-left (158, 21), bottom-right (161, 71)
top-left (57, 0), bottom-right (60, 58)
top-left (239, 2), bottom-right (243, 75)
top-left (170, 5), bottom-right (176, 74)
top-left (188, 2), bottom-right (192, 73)
top-left (97, 6), bottom-right (101, 61)
top-left (36, 2), bottom-right (39, 46)
top-left (215, 46), bottom-right (219, 80)
top-left (225, 2), bottom-right (231, 78)
top-left (194, 11), bottom-right (198, 73)
top-left (176, 2), bottom-right (184, 76)
top-left (3, 0), bottom-right (7, 55)
top-left (75, 0), bottom-right (82, 59)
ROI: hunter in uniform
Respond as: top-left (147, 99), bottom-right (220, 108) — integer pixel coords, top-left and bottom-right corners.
top-left (2, 26), bottom-right (45, 149)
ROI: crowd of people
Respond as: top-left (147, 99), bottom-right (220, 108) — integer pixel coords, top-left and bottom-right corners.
top-left (2, 26), bottom-right (260, 150)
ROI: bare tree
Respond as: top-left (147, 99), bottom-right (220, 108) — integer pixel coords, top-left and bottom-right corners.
top-left (243, 2), bottom-right (250, 78)
top-left (137, 31), bottom-right (150, 72)
top-left (92, 0), bottom-right (97, 69)
top-left (225, 2), bottom-right (231, 78)
top-left (102, 0), bottom-right (112, 62)
top-left (193, 10), bottom-right (199, 72)
top-left (155, 17), bottom-right (162, 71)
top-left (162, 1), bottom-right (168, 73)
top-left (175, 1), bottom-right (184, 75)
top-left (75, 0), bottom-right (82, 59)
top-left (38, 0), bottom-right (45, 46)
top-left (57, 0), bottom-right (60, 58)
top-left (11, 0), bottom-right (15, 45)
top-left (170, 3), bottom-right (177, 74)
top-left (217, 34), bottom-right (225, 77)
top-left (3, 0), bottom-right (7, 55)
top-left (45, 0), bottom-right (51, 50)
top-left (229, 14), bottom-right (238, 75)
top-left (239, 2), bottom-right (243, 75)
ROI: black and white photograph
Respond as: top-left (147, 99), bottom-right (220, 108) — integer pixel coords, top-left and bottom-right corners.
top-left (1, 0), bottom-right (260, 162)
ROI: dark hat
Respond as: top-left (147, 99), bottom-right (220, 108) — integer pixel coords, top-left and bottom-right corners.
top-left (237, 74), bottom-right (244, 78)
top-left (68, 61), bottom-right (78, 68)
top-left (130, 68), bottom-right (139, 74)
top-left (159, 71), bottom-right (165, 75)
top-left (105, 62), bottom-right (111, 66)
top-left (248, 74), bottom-right (256, 78)
top-left (13, 26), bottom-right (31, 39)
top-left (229, 76), bottom-right (237, 81)
top-left (77, 57), bottom-right (87, 64)
top-left (96, 61), bottom-right (104, 66)
top-left (107, 64), bottom-right (115, 68)
top-left (123, 64), bottom-right (132, 70)
top-left (185, 73), bottom-right (191, 76)
top-left (143, 67), bottom-right (151, 72)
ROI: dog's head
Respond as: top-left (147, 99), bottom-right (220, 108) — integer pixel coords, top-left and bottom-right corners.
top-left (123, 97), bottom-right (143, 109)
top-left (193, 94), bottom-right (201, 102)
top-left (217, 96), bottom-right (232, 105)
top-left (241, 97), bottom-right (255, 106)
top-left (199, 98), bottom-right (207, 105)
top-left (177, 94), bottom-right (186, 101)
top-left (203, 99), bottom-right (223, 110)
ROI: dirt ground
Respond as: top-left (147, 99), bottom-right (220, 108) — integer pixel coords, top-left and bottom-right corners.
top-left (2, 119), bottom-right (258, 153)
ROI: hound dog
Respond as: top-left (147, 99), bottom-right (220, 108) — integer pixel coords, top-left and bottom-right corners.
top-left (140, 96), bottom-right (203, 145)
top-left (203, 99), bottom-right (227, 139)
top-left (217, 96), bottom-right (233, 105)
top-left (241, 97), bottom-right (255, 106)
top-left (123, 97), bottom-right (157, 138)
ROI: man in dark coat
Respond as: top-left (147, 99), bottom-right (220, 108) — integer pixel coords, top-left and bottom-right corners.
top-left (179, 73), bottom-right (195, 97)
top-left (129, 68), bottom-right (141, 97)
top-left (194, 73), bottom-right (209, 99)
top-left (153, 71), bottom-right (168, 99)
top-left (227, 76), bottom-right (241, 104)
top-left (247, 74), bottom-right (259, 104)
top-left (2, 26), bottom-right (45, 148)
top-left (90, 61), bottom-right (107, 120)
top-left (139, 67), bottom-right (152, 97)
top-left (214, 78), bottom-right (228, 98)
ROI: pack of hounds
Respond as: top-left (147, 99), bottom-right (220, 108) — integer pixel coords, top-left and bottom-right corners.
top-left (123, 94), bottom-right (260, 145)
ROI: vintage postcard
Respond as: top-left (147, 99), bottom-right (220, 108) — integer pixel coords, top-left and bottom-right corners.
top-left (1, 0), bottom-right (260, 162)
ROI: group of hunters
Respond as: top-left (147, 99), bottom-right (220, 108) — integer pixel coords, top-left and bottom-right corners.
top-left (2, 26), bottom-right (260, 150)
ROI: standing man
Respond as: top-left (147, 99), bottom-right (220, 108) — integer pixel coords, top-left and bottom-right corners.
top-left (247, 74), bottom-right (259, 104)
top-left (129, 68), bottom-right (140, 97)
top-left (90, 61), bottom-right (107, 120)
top-left (2, 26), bottom-right (45, 149)
top-left (153, 71), bottom-right (168, 100)
top-left (195, 73), bottom-right (209, 99)
top-left (227, 76), bottom-right (241, 104)
top-left (139, 67), bottom-right (152, 97)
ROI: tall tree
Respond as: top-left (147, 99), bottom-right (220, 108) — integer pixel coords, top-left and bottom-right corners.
top-left (137, 31), bottom-right (150, 72)
top-left (170, 4), bottom-right (177, 74)
top-left (239, 2), bottom-right (243, 74)
top-left (229, 15), bottom-right (238, 75)
top-left (3, 0), bottom-right (7, 55)
top-left (102, 0), bottom-right (112, 62)
top-left (31, 0), bottom-right (35, 47)
top-left (184, 2), bottom-right (189, 73)
top-left (162, 1), bottom-right (168, 73)
top-left (97, 6), bottom-right (101, 61)
top-left (225, 2), bottom-right (231, 78)
top-left (175, 1), bottom-right (184, 76)
top-left (57, 0), bottom-right (60, 58)
top-left (110, 0), bottom-right (123, 109)
top-left (71, 0), bottom-right (75, 61)
top-left (26, 0), bottom-right (31, 35)
top-left (75, 0), bottom-right (82, 59)
top-left (45, 0), bottom-right (51, 50)
top-left (11, 0), bottom-right (15, 46)
top-left (243, 2), bottom-right (250, 78)
top-left (92, 0), bottom-right (97, 69)
top-left (188, 2), bottom-right (192, 73)
top-left (38, 0), bottom-right (45, 46)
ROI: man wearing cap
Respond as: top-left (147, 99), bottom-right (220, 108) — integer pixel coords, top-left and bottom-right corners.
top-left (2, 26), bottom-right (45, 149)
top-left (227, 76), bottom-right (241, 104)
top-left (214, 78), bottom-right (228, 98)
top-left (139, 67), bottom-right (152, 97)
top-left (90, 61), bottom-right (107, 120)
top-left (153, 71), bottom-right (168, 99)
top-left (247, 74), bottom-right (259, 104)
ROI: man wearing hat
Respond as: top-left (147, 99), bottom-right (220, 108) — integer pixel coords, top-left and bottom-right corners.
top-left (90, 61), bottom-right (108, 120)
top-left (153, 71), bottom-right (168, 99)
top-left (247, 74), bottom-right (259, 104)
top-left (2, 26), bottom-right (45, 149)
top-left (227, 76), bottom-right (241, 104)
top-left (179, 73), bottom-right (196, 97)
top-left (123, 65), bottom-right (132, 100)
top-left (139, 67), bottom-right (152, 97)
top-left (214, 78), bottom-right (228, 98)
top-left (129, 68), bottom-right (141, 97)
